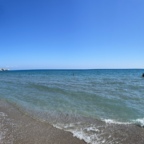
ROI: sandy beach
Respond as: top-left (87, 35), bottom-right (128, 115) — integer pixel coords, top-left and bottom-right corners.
top-left (0, 100), bottom-right (86, 144)
top-left (1, 100), bottom-right (144, 144)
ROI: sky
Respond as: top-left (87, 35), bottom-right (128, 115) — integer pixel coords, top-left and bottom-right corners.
top-left (0, 0), bottom-right (144, 69)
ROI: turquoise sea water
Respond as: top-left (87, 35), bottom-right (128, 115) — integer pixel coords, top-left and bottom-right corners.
top-left (0, 69), bottom-right (144, 143)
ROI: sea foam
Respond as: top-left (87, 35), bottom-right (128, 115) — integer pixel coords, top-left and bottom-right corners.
top-left (103, 119), bottom-right (130, 125)
top-left (53, 123), bottom-right (105, 144)
top-left (132, 118), bottom-right (144, 127)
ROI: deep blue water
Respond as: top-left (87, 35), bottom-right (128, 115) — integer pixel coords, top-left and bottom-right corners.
top-left (0, 69), bottom-right (144, 143)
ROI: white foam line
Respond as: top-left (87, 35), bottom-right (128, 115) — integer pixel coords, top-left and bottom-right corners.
top-left (53, 123), bottom-right (102, 144)
top-left (103, 119), bottom-right (131, 125)
top-left (132, 118), bottom-right (144, 127)
top-left (53, 117), bottom-right (144, 144)
top-left (103, 118), bottom-right (144, 127)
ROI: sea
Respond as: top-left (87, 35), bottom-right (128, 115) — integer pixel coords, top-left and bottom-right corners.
top-left (0, 69), bottom-right (144, 144)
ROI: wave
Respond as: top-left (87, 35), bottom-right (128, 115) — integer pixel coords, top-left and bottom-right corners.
top-left (103, 119), bottom-right (131, 125)
top-left (29, 83), bottom-right (68, 94)
top-left (53, 123), bottom-right (104, 144)
top-left (103, 118), bottom-right (144, 127)
top-left (132, 118), bottom-right (144, 127)
top-left (53, 117), bottom-right (144, 144)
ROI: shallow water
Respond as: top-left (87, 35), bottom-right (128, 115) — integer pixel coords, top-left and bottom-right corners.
top-left (0, 69), bottom-right (144, 143)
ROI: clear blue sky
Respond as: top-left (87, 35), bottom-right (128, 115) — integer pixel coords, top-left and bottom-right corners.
top-left (0, 0), bottom-right (144, 69)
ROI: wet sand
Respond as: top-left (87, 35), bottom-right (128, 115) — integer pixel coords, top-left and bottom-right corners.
top-left (1, 100), bottom-right (144, 144)
top-left (0, 100), bottom-right (86, 144)
top-left (94, 122), bottom-right (144, 144)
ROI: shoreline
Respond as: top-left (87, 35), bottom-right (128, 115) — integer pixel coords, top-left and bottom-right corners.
top-left (1, 100), bottom-right (144, 144)
top-left (0, 100), bottom-right (86, 144)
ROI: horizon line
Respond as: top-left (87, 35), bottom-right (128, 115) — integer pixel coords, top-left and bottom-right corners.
top-left (7, 68), bottom-right (144, 71)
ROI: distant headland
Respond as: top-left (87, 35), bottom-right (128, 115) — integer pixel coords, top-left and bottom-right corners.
top-left (0, 68), bottom-right (8, 71)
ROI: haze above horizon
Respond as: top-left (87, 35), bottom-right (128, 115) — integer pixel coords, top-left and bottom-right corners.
top-left (0, 0), bottom-right (144, 70)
